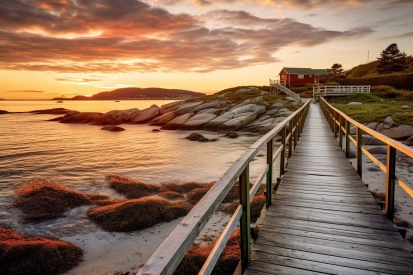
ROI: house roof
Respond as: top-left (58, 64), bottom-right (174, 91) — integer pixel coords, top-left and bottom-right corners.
top-left (279, 67), bottom-right (328, 76)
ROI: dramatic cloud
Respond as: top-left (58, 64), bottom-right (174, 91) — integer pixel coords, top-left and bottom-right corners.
top-left (0, 0), bottom-right (374, 73)
top-left (156, 0), bottom-right (411, 10)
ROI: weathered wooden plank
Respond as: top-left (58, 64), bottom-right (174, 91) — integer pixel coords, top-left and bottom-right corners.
top-left (259, 217), bottom-right (403, 242)
top-left (250, 251), bottom-right (394, 275)
top-left (257, 226), bottom-right (410, 251)
top-left (254, 232), bottom-right (413, 264)
top-left (264, 207), bottom-right (398, 231)
top-left (251, 245), bottom-right (413, 275)
top-left (271, 200), bottom-right (384, 215)
top-left (245, 261), bottom-right (328, 275)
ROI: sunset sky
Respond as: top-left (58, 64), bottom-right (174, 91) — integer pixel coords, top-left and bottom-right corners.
top-left (1, 0), bottom-right (412, 100)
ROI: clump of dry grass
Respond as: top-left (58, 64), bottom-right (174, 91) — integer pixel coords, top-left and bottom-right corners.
top-left (187, 187), bottom-right (212, 205)
top-left (219, 185), bottom-right (266, 223)
top-left (0, 227), bottom-right (82, 275)
top-left (173, 231), bottom-right (241, 275)
top-left (158, 191), bottom-right (185, 200)
top-left (87, 197), bottom-right (192, 232)
top-left (106, 174), bottom-right (215, 203)
top-left (11, 178), bottom-right (112, 221)
top-left (106, 174), bottom-right (162, 199)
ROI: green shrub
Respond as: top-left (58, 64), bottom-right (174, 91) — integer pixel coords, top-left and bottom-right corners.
top-left (337, 73), bottom-right (413, 90)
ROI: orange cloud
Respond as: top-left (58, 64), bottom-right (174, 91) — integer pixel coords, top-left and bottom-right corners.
top-left (0, 0), bottom-right (374, 74)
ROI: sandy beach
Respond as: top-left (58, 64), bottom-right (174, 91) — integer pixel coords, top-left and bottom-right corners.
top-left (61, 210), bottom-right (232, 274)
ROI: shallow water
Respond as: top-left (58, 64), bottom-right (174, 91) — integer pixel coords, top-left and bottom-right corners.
top-left (0, 100), bottom-right (272, 237)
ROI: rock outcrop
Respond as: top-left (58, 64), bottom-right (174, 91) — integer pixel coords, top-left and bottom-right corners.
top-left (101, 126), bottom-right (125, 131)
top-left (47, 86), bottom-right (304, 135)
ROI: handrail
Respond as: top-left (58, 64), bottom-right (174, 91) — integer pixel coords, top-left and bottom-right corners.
top-left (320, 97), bottom-right (413, 220)
top-left (269, 80), bottom-right (301, 101)
top-left (314, 85), bottom-right (370, 96)
top-left (138, 98), bottom-right (312, 275)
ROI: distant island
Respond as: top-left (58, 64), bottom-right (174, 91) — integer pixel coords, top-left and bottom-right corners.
top-left (53, 87), bottom-right (206, 100)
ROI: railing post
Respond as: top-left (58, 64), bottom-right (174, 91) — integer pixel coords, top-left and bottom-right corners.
top-left (333, 111), bottom-right (337, 138)
top-left (293, 117), bottom-right (298, 150)
top-left (266, 139), bottom-right (273, 208)
top-left (288, 120), bottom-right (293, 158)
top-left (385, 145), bottom-right (396, 219)
top-left (280, 126), bottom-right (286, 175)
top-left (339, 115), bottom-right (343, 148)
top-left (345, 120), bottom-right (350, 158)
top-left (239, 165), bottom-right (251, 271)
top-left (356, 127), bottom-right (363, 177)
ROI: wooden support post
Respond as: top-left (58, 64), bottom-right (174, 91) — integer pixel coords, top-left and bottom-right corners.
top-left (385, 145), bottom-right (396, 219)
top-left (280, 126), bottom-right (286, 176)
top-left (266, 139), bottom-right (273, 208)
top-left (356, 127), bottom-right (363, 178)
top-left (293, 117), bottom-right (298, 150)
top-left (339, 115), bottom-right (343, 148)
top-left (239, 166), bottom-right (251, 271)
top-left (288, 120), bottom-right (293, 158)
top-left (333, 111), bottom-right (337, 138)
top-left (345, 120), bottom-right (350, 158)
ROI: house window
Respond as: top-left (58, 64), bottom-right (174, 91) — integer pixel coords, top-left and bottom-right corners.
top-left (281, 75), bottom-right (285, 79)
top-left (309, 75), bottom-right (312, 77)
top-left (298, 75), bottom-right (304, 79)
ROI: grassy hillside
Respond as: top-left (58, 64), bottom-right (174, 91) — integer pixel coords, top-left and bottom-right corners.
top-left (327, 93), bottom-right (413, 126)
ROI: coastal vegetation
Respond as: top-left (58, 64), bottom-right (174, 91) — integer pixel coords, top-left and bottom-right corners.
top-left (10, 178), bottom-right (117, 221)
top-left (8, 173), bottom-right (267, 273)
top-left (327, 92), bottom-right (413, 126)
top-left (0, 227), bottom-right (83, 275)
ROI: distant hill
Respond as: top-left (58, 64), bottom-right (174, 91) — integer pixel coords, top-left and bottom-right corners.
top-left (54, 87), bottom-right (206, 100)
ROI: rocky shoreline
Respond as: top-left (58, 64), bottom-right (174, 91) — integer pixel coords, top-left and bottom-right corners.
top-left (36, 87), bottom-right (301, 135)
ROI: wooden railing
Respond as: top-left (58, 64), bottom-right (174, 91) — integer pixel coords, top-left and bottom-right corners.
top-left (137, 99), bottom-right (312, 275)
top-left (269, 80), bottom-right (301, 101)
top-left (320, 97), bottom-right (413, 219)
top-left (313, 85), bottom-right (370, 96)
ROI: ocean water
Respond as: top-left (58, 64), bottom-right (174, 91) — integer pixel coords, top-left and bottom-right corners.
top-left (0, 100), bottom-right (272, 237)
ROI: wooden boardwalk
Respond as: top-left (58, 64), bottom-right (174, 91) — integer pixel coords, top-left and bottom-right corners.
top-left (245, 104), bottom-right (413, 275)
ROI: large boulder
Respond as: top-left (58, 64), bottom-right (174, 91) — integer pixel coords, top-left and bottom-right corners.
top-left (266, 108), bottom-right (293, 117)
top-left (197, 108), bottom-right (223, 115)
top-left (161, 113), bottom-right (194, 130)
top-left (217, 113), bottom-right (259, 131)
top-left (101, 126), bottom-right (125, 131)
top-left (268, 102), bottom-right (284, 110)
top-left (202, 104), bottom-right (266, 131)
top-left (181, 113), bottom-right (217, 130)
top-left (174, 102), bottom-right (203, 115)
top-left (159, 101), bottom-right (183, 114)
top-left (149, 111), bottom-right (177, 126)
top-left (379, 125), bottom-right (413, 140)
top-left (60, 112), bottom-right (103, 123)
top-left (97, 108), bottom-right (140, 125)
top-left (202, 112), bottom-right (235, 130)
top-left (192, 101), bottom-right (222, 112)
top-left (132, 105), bottom-right (160, 124)
top-left (242, 116), bottom-right (286, 134)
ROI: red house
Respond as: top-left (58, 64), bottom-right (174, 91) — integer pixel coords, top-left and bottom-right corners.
top-left (278, 67), bottom-right (328, 86)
